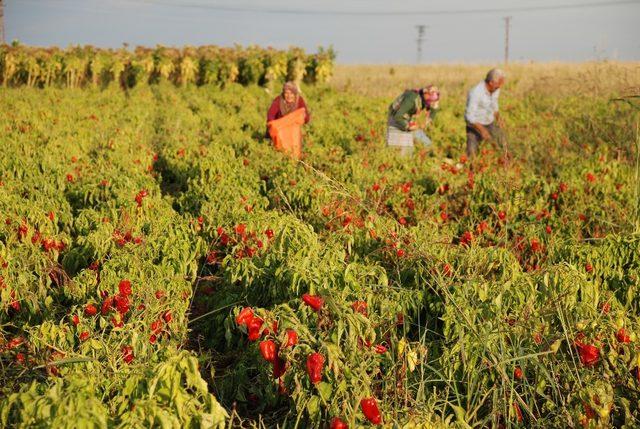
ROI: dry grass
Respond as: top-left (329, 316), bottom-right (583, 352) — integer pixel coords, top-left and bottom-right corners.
top-left (330, 62), bottom-right (640, 99)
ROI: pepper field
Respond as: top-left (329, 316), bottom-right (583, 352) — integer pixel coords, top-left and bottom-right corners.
top-left (1, 62), bottom-right (640, 428)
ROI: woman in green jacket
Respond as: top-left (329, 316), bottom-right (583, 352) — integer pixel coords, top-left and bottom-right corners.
top-left (386, 85), bottom-right (440, 156)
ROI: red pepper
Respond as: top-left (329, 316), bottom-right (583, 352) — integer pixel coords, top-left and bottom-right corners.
top-left (351, 301), bottom-right (367, 316)
top-left (273, 356), bottom-right (287, 378)
top-left (302, 294), bottom-right (324, 311)
top-left (306, 352), bottom-right (325, 384)
top-left (513, 402), bottom-right (523, 423)
top-left (118, 279), bottom-right (132, 297)
top-left (514, 366), bottom-right (523, 379)
top-left (84, 304), bottom-right (97, 317)
top-left (235, 307), bottom-right (254, 326)
top-left (101, 296), bottom-right (114, 315)
top-left (277, 378), bottom-right (287, 395)
top-left (330, 417), bottom-right (348, 429)
top-left (360, 397), bottom-right (382, 425)
top-left (617, 328), bottom-right (631, 343)
top-left (285, 329), bottom-right (298, 347)
top-left (247, 317), bottom-right (264, 341)
top-left (122, 346), bottom-right (134, 364)
top-left (575, 339), bottom-right (600, 367)
top-left (259, 340), bottom-right (277, 363)
top-left (373, 344), bottom-right (387, 354)
top-left (235, 223), bottom-right (246, 236)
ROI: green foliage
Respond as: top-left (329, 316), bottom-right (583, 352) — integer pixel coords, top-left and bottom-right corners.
top-left (0, 69), bottom-right (638, 428)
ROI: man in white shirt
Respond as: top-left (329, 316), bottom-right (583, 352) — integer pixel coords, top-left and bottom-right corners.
top-left (464, 69), bottom-right (506, 158)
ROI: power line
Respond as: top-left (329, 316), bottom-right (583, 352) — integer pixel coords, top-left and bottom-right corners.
top-left (123, 0), bottom-right (640, 16)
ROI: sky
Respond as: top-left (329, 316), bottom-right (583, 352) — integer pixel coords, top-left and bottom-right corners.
top-left (6, 0), bottom-right (640, 63)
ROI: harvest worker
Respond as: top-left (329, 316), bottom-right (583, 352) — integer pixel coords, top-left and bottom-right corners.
top-left (267, 81), bottom-right (311, 126)
top-left (266, 82), bottom-right (310, 159)
top-left (386, 85), bottom-right (440, 156)
top-left (464, 68), bottom-right (506, 158)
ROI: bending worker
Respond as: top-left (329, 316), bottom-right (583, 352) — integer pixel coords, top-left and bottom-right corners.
top-left (464, 68), bottom-right (506, 158)
top-left (266, 82), bottom-right (310, 159)
top-left (386, 85), bottom-right (440, 156)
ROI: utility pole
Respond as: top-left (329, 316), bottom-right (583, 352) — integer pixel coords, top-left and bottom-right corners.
top-left (0, 0), bottom-right (5, 45)
top-left (503, 16), bottom-right (512, 64)
top-left (415, 25), bottom-right (427, 64)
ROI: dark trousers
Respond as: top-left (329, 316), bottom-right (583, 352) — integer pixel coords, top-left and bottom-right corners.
top-left (466, 122), bottom-right (505, 158)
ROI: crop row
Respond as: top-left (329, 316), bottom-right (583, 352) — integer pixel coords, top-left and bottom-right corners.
top-left (0, 44), bottom-right (335, 89)
top-left (0, 78), bottom-right (639, 427)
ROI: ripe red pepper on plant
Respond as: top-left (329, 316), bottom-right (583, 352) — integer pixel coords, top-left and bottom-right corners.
top-left (616, 328), bottom-right (631, 343)
top-left (306, 352), bottom-right (325, 384)
top-left (374, 344), bottom-right (388, 354)
top-left (330, 417), bottom-right (348, 429)
top-left (247, 317), bottom-right (265, 341)
top-left (575, 338), bottom-right (600, 367)
top-left (360, 397), bottom-right (382, 425)
top-left (122, 346), bottom-right (134, 364)
top-left (151, 319), bottom-right (163, 335)
top-left (513, 402), bottom-right (523, 423)
top-left (273, 356), bottom-right (287, 379)
top-left (84, 304), bottom-right (97, 317)
top-left (235, 223), bottom-right (246, 236)
top-left (285, 329), bottom-right (298, 347)
top-left (101, 296), bottom-right (114, 315)
top-left (114, 294), bottom-right (130, 315)
top-left (351, 301), bottom-right (367, 315)
top-left (118, 279), bottom-right (132, 297)
top-left (514, 367), bottom-right (523, 379)
top-left (259, 340), bottom-right (277, 363)
top-left (302, 294), bottom-right (324, 311)
top-left (236, 307), bottom-right (254, 326)
top-left (135, 189), bottom-right (148, 207)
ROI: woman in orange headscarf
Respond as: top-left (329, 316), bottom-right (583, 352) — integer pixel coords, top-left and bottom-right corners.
top-left (266, 82), bottom-right (311, 159)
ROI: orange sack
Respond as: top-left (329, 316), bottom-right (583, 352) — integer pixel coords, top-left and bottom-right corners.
top-left (267, 108), bottom-right (306, 159)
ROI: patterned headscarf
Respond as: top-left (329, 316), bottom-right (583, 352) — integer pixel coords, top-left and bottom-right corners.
top-left (423, 85), bottom-right (440, 109)
top-left (279, 81), bottom-right (300, 116)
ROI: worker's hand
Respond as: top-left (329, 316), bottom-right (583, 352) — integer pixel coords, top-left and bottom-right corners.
top-left (480, 128), bottom-right (492, 141)
top-left (408, 121), bottom-right (419, 131)
top-left (497, 116), bottom-right (506, 129)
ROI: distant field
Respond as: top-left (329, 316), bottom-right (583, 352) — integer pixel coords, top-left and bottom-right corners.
top-left (0, 61), bottom-right (639, 428)
top-left (332, 62), bottom-right (640, 97)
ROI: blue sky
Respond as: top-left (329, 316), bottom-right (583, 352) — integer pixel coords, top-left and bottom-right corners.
top-left (6, 0), bottom-right (640, 63)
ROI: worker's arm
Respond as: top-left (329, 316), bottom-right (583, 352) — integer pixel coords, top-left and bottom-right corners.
top-left (392, 95), bottom-right (418, 131)
top-left (298, 97), bottom-right (311, 124)
top-left (427, 107), bottom-right (439, 122)
top-left (267, 98), bottom-right (280, 123)
top-left (470, 122), bottom-right (492, 140)
top-left (494, 110), bottom-right (506, 129)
